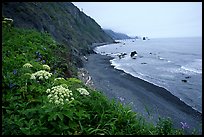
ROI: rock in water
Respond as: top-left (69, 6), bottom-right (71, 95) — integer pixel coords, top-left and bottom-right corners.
top-left (181, 79), bottom-right (187, 82)
top-left (130, 51), bottom-right (137, 59)
top-left (118, 52), bottom-right (127, 59)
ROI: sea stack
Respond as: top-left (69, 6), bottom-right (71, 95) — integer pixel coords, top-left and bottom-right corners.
top-left (130, 51), bottom-right (138, 59)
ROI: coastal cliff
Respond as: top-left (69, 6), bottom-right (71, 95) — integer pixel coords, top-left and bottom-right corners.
top-left (103, 29), bottom-right (132, 40)
top-left (2, 2), bottom-right (114, 56)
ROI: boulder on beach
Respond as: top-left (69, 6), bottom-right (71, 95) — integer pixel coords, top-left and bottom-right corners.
top-left (130, 51), bottom-right (137, 59)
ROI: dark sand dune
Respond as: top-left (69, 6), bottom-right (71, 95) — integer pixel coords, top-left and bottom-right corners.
top-left (83, 53), bottom-right (202, 135)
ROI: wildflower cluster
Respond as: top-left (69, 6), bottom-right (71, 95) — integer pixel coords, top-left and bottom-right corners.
top-left (42, 65), bottom-right (50, 71)
top-left (2, 17), bottom-right (13, 27)
top-left (46, 85), bottom-right (74, 105)
top-left (23, 63), bottom-right (33, 68)
top-left (54, 77), bottom-right (65, 81)
top-left (30, 70), bottom-right (52, 80)
top-left (77, 88), bottom-right (89, 96)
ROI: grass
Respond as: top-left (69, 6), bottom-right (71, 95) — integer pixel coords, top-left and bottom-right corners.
top-left (2, 20), bottom-right (188, 135)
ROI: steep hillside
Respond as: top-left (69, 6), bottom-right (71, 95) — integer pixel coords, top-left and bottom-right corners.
top-left (2, 2), bottom-right (114, 55)
top-left (2, 17), bottom-right (189, 136)
top-left (2, 3), bottom-right (189, 135)
top-left (103, 29), bottom-right (132, 40)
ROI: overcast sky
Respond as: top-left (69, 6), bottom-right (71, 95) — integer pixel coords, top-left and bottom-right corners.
top-left (72, 2), bottom-right (202, 38)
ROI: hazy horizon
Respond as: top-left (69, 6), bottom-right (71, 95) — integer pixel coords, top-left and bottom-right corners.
top-left (73, 2), bottom-right (202, 39)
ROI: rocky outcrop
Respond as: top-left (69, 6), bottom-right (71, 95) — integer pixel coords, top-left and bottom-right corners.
top-left (118, 53), bottom-right (127, 59)
top-left (143, 37), bottom-right (150, 40)
top-left (130, 51), bottom-right (137, 59)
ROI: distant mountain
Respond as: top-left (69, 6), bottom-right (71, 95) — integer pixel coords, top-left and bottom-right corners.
top-left (103, 29), bottom-right (132, 40)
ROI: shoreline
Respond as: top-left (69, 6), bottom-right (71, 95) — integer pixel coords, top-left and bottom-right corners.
top-left (82, 53), bottom-right (202, 134)
top-left (109, 60), bottom-right (202, 114)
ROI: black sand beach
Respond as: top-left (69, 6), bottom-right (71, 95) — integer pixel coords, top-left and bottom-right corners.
top-left (83, 53), bottom-right (202, 134)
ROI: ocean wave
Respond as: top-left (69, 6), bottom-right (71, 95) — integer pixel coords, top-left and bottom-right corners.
top-left (109, 58), bottom-right (202, 113)
top-left (110, 58), bottom-right (169, 89)
top-left (159, 57), bottom-right (165, 60)
top-left (181, 59), bottom-right (202, 74)
top-left (95, 39), bottom-right (202, 113)
top-left (181, 66), bottom-right (202, 74)
top-left (157, 56), bottom-right (172, 63)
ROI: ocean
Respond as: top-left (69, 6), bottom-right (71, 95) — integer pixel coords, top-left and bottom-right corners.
top-left (94, 37), bottom-right (202, 113)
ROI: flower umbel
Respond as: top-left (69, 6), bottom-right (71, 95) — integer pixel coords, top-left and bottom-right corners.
top-left (77, 88), bottom-right (89, 96)
top-left (42, 64), bottom-right (50, 71)
top-left (23, 63), bottom-right (33, 68)
top-left (54, 77), bottom-right (65, 81)
top-left (46, 85), bottom-right (74, 105)
top-left (30, 70), bottom-right (52, 80)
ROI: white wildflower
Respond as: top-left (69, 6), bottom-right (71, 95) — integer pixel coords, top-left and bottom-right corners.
top-left (30, 74), bottom-right (36, 80)
top-left (30, 70), bottom-right (52, 80)
top-left (61, 84), bottom-right (68, 88)
top-left (63, 93), bottom-right (67, 97)
top-left (23, 63), bottom-right (33, 68)
top-left (77, 88), bottom-right (89, 96)
top-left (46, 84), bottom-right (73, 105)
top-left (48, 94), bottom-right (52, 98)
top-left (55, 100), bottom-right (60, 104)
top-left (46, 89), bottom-right (51, 93)
top-left (54, 95), bottom-right (58, 99)
top-left (59, 98), bottom-right (63, 102)
top-left (4, 17), bottom-right (13, 22)
top-left (54, 77), bottom-right (65, 81)
top-left (42, 65), bottom-right (50, 71)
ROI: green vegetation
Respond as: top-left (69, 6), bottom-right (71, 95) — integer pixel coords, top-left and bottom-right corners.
top-left (2, 20), bottom-right (186, 135)
top-left (2, 2), bottom-right (114, 56)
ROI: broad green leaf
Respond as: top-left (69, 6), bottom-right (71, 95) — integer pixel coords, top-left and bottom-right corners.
top-left (48, 112), bottom-right (58, 121)
top-left (63, 111), bottom-right (73, 120)
top-left (57, 113), bottom-right (64, 121)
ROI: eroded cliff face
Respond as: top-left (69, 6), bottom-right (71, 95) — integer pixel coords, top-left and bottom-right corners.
top-left (2, 2), bottom-right (114, 55)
